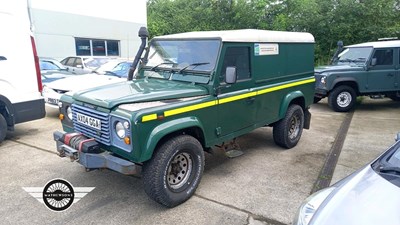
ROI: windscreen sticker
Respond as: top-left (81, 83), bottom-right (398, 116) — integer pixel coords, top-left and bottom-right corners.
top-left (255, 43), bottom-right (279, 56)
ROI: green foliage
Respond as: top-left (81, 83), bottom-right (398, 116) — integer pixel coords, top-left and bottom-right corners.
top-left (147, 0), bottom-right (400, 64)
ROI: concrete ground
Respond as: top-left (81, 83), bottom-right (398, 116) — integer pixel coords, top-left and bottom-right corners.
top-left (0, 97), bottom-right (398, 225)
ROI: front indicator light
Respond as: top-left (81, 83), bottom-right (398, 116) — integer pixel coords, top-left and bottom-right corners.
top-left (59, 114), bottom-right (64, 120)
top-left (124, 137), bottom-right (131, 145)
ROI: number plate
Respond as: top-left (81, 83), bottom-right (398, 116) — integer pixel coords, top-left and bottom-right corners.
top-left (76, 113), bottom-right (102, 130)
top-left (45, 98), bottom-right (59, 105)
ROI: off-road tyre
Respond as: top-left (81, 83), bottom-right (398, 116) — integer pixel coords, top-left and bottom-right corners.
top-left (273, 104), bottom-right (304, 149)
top-left (328, 85), bottom-right (356, 112)
top-left (0, 113), bottom-right (7, 143)
top-left (142, 135), bottom-right (204, 207)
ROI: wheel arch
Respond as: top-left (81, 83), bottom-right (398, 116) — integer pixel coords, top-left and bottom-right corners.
top-left (278, 91), bottom-right (306, 119)
top-left (140, 117), bottom-right (206, 162)
top-left (331, 78), bottom-right (359, 95)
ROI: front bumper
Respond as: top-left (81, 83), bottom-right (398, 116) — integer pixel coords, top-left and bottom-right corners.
top-left (315, 88), bottom-right (328, 98)
top-left (53, 131), bottom-right (140, 175)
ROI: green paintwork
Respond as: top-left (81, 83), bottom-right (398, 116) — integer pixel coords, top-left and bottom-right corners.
top-left (59, 37), bottom-right (315, 164)
top-left (315, 45), bottom-right (400, 97)
top-left (72, 79), bottom-right (209, 109)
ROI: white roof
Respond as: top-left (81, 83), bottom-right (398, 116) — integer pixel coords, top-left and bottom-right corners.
top-left (154, 29), bottom-right (315, 43)
top-left (347, 40), bottom-right (400, 48)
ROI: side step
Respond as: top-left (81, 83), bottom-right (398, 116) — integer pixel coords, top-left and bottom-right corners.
top-left (215, 139), bottom-right (244, 158)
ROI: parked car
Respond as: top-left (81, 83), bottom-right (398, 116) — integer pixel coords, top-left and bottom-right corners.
top-left (103, 61), bottom-right (131, 78)
top-left (40, 57), bottom-right (75, 84)
top-left (92, 59), bottom-right (126, 75)
top-left (42, 73), bottom-right (125, 108)
top-left (314, 40), bottom-right (400, 112)
top-left (294, 133), bottom-right (400, 225)
top-left (0, 0), bottom-right (45, 143)
top-left (60, 56), bottom-right (112, 74)
top-left (54, 27), bottom-right (316, 207)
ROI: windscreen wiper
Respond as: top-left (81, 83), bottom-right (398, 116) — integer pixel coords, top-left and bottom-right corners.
top-left (379, 166), bottom-right (400, 175)
top-left (150, 62), bottom-right (175, 71)
top-left (178, 62), bottom-right (210, 73)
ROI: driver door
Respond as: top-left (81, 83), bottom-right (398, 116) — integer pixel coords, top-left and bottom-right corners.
top-left (216, 45), bottom-right (257, 137)
top-left (367, 48), bottom-right (398, 91)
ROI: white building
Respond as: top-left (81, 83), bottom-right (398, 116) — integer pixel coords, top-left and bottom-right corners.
top-left (29, 0), bottom-right (147, 61)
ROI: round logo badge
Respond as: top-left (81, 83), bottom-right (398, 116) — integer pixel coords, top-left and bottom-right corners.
top-left (42, 179), bottom-right (75, 211)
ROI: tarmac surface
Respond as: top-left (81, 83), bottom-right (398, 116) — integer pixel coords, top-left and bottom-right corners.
top-left (0, 97), bottom-right (399, 225)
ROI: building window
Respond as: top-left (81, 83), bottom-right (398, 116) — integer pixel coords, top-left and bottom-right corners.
top-left (75, 38), bottom-right (120, 56)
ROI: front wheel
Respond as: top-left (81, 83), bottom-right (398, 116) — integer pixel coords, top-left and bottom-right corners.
top-left (328, 85), bottom-right (356, 112)
top-left (142, 135), bottom-right (204, 207)
top-left (273, 104), bottom-right (304, 149)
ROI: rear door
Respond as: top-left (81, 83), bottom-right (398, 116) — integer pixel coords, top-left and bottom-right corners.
top-left (0, 1), bottom-right (42, 103)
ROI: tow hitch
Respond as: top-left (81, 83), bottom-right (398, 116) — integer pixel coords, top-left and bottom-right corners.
top-left (53, 131), bottom-right (140, 175)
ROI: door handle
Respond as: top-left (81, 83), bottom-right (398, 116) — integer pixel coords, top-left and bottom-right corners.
top-left (246, 97), bottom-right (255, 104)
top-left (388, 73), bottom-right (394, 77)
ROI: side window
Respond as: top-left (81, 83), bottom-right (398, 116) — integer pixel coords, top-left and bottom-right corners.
top-left (75, 58), bottom-right (82, 67)
top-left (221, 47), bottom-right (251, 81)
top-left (372, 49), bottom-right (393, 66)
top-left (65, 58), bottom-right (75, 66)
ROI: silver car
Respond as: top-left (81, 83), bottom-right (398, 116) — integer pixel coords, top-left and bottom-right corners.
top-left (60, 56), bottom-right (112, 74)
top-left (294, 133), bottom-right (400, 225)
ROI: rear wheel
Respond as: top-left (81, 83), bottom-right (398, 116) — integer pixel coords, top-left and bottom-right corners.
top-left (142, 135), bottom-right (204, 207)
top-left (328, 85), bottom-right (356, 112)
top-left (0, 113), bottom-right (7, 143)
top-left (273, 104), bottom-right (304, 149)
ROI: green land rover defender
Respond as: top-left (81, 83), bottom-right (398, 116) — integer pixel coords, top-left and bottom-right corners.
top-left (54, 27), bottom-right (315, 207)
top-left (314, 40), bottom-right (400, 112)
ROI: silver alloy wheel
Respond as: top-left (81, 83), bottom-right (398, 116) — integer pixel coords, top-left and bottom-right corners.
top-left (337, 91), bottom-right (352, 107)
top-left (289, 114), bottom-right (300, 140)
top-left (167, 152), bottom-right (193, 190)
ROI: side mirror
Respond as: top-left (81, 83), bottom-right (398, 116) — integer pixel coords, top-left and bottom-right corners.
top-left (370, 58), bottom-right (377, 66)
top-left (225, 66), bottom-right (237, 84)
top-left (396, 132), bottom-right (400, 142)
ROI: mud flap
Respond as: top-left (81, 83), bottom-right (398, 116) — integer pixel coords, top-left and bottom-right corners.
top-left (304, 108), bottom-right (311, 129)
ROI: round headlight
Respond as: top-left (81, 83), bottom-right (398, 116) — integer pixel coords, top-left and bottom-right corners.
top-left (66, 106), bottom-right (73, 120)
top-left (320, 76), bottom-right (326, 84)
top-left (115, 121), bottom-right (126, 138)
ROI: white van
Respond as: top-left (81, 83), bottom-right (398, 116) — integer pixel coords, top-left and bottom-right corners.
top-left (0, 0), bottom-right (45, 143)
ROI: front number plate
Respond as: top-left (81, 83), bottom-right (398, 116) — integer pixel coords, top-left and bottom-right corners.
top-left (76, 113), bottom-right (102, 130)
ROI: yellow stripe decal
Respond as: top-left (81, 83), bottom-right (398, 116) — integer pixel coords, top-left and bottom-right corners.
top-left (257, 78), bottom-right (315, 95)
top-left (164, 100), bottom-right (217, 117)
top-left (218, 91), bottom-right (257, 104)
top-left (141, 77), bottom-right (315, 122)
top-left (142, 114), bottom-right (157, 122)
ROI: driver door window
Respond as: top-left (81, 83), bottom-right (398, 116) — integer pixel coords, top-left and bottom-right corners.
top-left (372, 49), bottom-right (393, 66)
